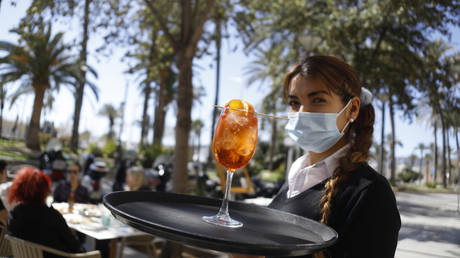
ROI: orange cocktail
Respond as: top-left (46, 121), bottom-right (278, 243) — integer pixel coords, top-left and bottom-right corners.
top-left (203, 99), bottom-right (258, 228)
top-left (213, 100), bottom-right (258, 171)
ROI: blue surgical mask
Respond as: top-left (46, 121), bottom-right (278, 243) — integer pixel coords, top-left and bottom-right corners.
top-left (285, 100), bottom-right (352, 153)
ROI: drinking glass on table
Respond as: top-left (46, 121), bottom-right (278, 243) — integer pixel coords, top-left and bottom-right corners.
top-left (202, 99), bottom-right (258, 228)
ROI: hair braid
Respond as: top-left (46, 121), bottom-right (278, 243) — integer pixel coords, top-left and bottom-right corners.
top-left (319, 104), bottom-right (375, 224)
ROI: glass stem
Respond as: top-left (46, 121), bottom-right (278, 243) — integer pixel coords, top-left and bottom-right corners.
top-left (218, 170), bottom-right (234, 216)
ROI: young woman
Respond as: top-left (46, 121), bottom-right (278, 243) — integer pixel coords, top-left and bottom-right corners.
top-left (53, 162), bottom-right (90, 203)
top-left (265, 56), bottom-right (400, 258)
top-left (7, 167), bottom-right (85, 257)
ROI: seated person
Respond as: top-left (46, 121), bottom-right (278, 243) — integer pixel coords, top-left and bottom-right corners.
top-left (53, 162), bottom-right (89, 203)
top-left (123, 166), bottom-right (156, 254)
top-left (8, 167), bottom-right (84, 258)
top-left (0, 160), bottom-right (7, 225)
top-left (125, 166), bottom-right (150, 191)
top-left (81, 161), bottom-right (108, 204)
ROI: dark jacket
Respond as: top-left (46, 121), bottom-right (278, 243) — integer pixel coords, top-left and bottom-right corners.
top-left (53, 180), bottom-right (90, 203)
top-left (268, 163), bottom-right (401, 258)
top-left (8, 203), bottom-right (84, 258)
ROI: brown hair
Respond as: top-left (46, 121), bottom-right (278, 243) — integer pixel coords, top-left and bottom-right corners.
top-left (283, 56), bottom-right (375, 224)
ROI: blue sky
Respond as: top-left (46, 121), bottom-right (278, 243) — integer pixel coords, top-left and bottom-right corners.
top-left (0, 1), bottom-right (458, 158)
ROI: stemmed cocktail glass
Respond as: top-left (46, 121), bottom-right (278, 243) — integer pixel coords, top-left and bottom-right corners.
top-left (202, 99), bottom-right (258, 228)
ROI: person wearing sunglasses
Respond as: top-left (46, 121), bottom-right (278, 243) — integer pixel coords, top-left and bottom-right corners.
top-left (53, 162), bottom-right (89, 204)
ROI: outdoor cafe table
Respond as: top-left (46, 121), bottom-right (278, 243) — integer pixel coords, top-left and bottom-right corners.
top-left (52, 202), bottom-right (151, 258)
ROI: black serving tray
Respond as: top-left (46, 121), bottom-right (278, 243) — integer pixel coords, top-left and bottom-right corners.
top-left (103, 191), bottom-right (337, 256)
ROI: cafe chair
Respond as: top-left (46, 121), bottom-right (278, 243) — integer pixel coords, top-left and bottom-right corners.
top-left (0, 224), bottom-right (12, 256)
top-left (6, 235), bottom-right (101, 258)
top-left (118, 235), bottom-right (159, 258)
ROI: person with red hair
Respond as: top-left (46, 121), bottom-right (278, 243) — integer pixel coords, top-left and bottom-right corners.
top-left (8, 167), bottom-right (84, 257)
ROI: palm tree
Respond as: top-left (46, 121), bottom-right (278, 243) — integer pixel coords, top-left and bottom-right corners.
top-left (0, 23), bottom-right (81, 150)
top-left (152, 64), bottom-right (175, 148)
top-left (98, 103), bottom-right (120, 140)
top-left (417, 101), bottom-right (440, 183)
top-left (23, 0), bottom-right (101, 153)
top-left (385, 133), bottom-right (402, 179)
top-left (124, 28), bottom-right (162, 149)
top-left (191, 119), bottom-right (204, 162)
top-left (375, 92), bottom-right (388, 175)
top-left (244, 45), bottom-right (288, 170)
top-left (207, 10), bottom-right (224, 172)
top-left (408, 154), bottom-right (417, 170)
top-left (446, 103), bottom-right (460, 182)
top-left (126, 49), bottom-right (154, 149)
top-left (443, 93), bottom-right (460, 185)
top-left (419, 40), bottom-right (456, 187)
top-left (416, 143), bottom-right (426, 176)
top-left (424, 153), bottom-right (433, 183)
top-left (0, 83), bottom-right (5, 138)
top-left (70, 0), bottom-right (92, 153)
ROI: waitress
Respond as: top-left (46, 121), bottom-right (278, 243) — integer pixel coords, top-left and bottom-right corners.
top-left (263, 56), bottom-right (401, 258)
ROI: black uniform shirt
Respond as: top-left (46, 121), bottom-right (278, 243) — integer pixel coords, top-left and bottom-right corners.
top-left (8, 203), bottom-right (85, 258)
top-left (268, 163), bottom-right (401, 258)
top-left (53, 180), bottom-right (90, 204)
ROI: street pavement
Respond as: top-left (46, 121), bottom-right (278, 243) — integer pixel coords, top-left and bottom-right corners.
top-left (395, 192), bottom-right (460, 258)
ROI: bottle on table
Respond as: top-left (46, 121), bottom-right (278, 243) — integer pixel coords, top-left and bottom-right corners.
top-left (68, 191), bottom-right (75, 213)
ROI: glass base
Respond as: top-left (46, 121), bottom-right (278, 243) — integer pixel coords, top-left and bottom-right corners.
top-left (202, 213), bottom-right (243, 228)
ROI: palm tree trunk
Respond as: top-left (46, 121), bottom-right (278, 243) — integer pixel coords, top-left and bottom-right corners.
top-left (206, 16), bottom-right (222, 171)
top-left (197, 129), bottom-right (201, 162)
top-left (379, 100), bottom-right (386, 175)
top-left (440, 111), bottom-right (447, 188)
top-left (70, 0), bottom-right (91, 152)
top-left (152, 68), bottom-right (170, 147)
top-left (455, 127), bottom-right (459, 183)
top-left (447, 129), bottom-right (452, 185)
top-left (140, 84), bottom-right (151, 148)
top-left (434, 121), bottom-right (438, 182)
top-left (26, 85), bottom-right (46, 150)
top-left (108, 118), bottom-right (115, 140)
top-left (173, 53), bottom-right (193, 194)
top-left (456, 127), bottom-right (459, 158)
top-left (0, 86), bottom-right (4, 138)
top-left (268, 101), bottom-right (277, 171)
top-left (389, 96), bottom-right (396, 185)
top-left (419, 149), bottom-right (424, 175)
top-left (425, 158), bottom-right (430, 183)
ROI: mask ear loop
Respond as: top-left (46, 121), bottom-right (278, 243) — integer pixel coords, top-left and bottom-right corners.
top-left (340, 118), bottom-right (354, 134)
top-left (338, 100), bottom-right (354, 134)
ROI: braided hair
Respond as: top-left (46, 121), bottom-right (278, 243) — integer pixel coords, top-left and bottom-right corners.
top-left (283, 56), bottom-right (375, 225)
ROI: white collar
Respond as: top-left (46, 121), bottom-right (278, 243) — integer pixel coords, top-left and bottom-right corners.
top-left (287, 144), bottom-right (349, 198)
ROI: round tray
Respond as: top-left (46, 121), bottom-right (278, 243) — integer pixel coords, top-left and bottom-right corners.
top-left (103, 191), bottom-right (337, 256)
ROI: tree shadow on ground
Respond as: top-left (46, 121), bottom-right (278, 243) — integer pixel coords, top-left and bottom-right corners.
top-left (397, 200), bottom-right (458, 219)
top-left (398, 223), bottom-right (460, 245)
top-left (397, 248), bottom-right (460, 258)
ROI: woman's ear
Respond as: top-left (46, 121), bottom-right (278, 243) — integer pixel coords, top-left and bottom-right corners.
top-left (349, 96), bottom-right (360, 121)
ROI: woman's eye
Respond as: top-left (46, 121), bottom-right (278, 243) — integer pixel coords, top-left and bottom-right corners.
top-left (288, 101), bottom-right (300, 109)
top-left (312, 98), bottom-right (325, 103)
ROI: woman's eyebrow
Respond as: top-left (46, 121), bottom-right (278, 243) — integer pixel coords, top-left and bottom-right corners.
top-left (287, 94), bottom-right (299, 99)
top-left (307, 90), bottom-right (329, 97)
